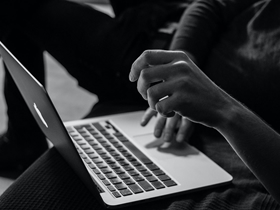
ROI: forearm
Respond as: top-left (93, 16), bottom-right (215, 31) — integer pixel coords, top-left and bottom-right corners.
top-left (216, 96), bottom-right (280, 203)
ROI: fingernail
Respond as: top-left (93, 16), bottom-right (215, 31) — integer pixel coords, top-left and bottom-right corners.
top-left (154, 129), bottom-right (161, 138)
top-left (177, 134), bottom-right (184, 142)
top-left (129, 73), bottom-right (135, 82)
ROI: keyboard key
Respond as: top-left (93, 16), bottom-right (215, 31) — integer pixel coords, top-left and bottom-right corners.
top-left (84, 149), bottom-right (95, 154)
top-left (107, 185), bottom-right (116, 192)
top-left (123, 165), bottom-right (134, 171)
top-left (100, 154), bottom-right (111, 160)
top-left (133, 175), bottom-right (144, 182)
top-left (163, 180), bottom-right (177, 187)
top-left (114, 156), bottom-right (125, 161)
top-left (102, 179), bottom-right (111, 186)
top-left (146, 164), bottom-right (160, 171)
top-left (118, 161), bottom-right (129, 166)
top-left (81, 145), bottom-right (90, 150)
top-left (151, 181), bottom-right (165, 189)
top-left (128, 184), bottom-right (144, 194)
top-left (93, 159), bottom-right (104, 164)
top-left (146, 175), bottom-right (158, 182)
top-left (109, 164), bottom-right (120, 170)
top-left (101, 168), bottom-right (112, 174)
top-left (126, 156), bottom-right (136, 162)
top-left (116, 136), bottom-right (129, 142)
top-left (105, 173), bottom-right (117, 179)
top-left (92, 168), bottom-right (100, 174)
top-left (105, 159), bottom-right (116, 164)
top-left (119, 173), bottom-right (130, 180)
top-left (108, 138), bottom-right (118, 144)
top-left (97, 174), bottom-right (106, 180)
top-left (84, 158), bottom-right (91, 164)
top-left (105, 148), bottom-right (116, 152)
top-left (119, 189), bottom-right (132, 196)
top-left (123, 178), bottom-right (135, 185)
top-left (135, 165), bottom-right (147, 172)
top-left (138, 180), bottom-right (154, 191)
top-left (110, 151), bottom-right (120, 156)
top-left (112, 142), bottom-right (123, 148)
top-left (88, 163), bottom-right (96, 169)
top-left (112, 191), bottom-right (121, 198)
top-left (96, 162), bottom-right (107, 168)
top-left (113, 132), bottom-right (123, 137)
top-left (101, 143), bottom-right (111, 148)
top-left (110, 178), bottom-right (122, 185)
top-left (96, 150), bottom-right (106, 155)
top-left (158, 175), bottom-right (171, 181)
top-left (127, 170), bottom-right (139, 176)
top-left (88, 140), bottom-right (98, 146)
top-left (80, 153), bottom-right (87, 159)
top-left (92, 145), bottom-right (102, 150)
top-left (131, 161), bottom-right (141, 166)
top-left (141, 171), bottom-right (152, 177)
top-left (115, 183), bottom-right (127, 190)
top-left (114, 169), bottom-right (125, 174)
top-left (88, 153), bottom-right (99, 159)
top-left (153, 169), bottom-right (165, 176)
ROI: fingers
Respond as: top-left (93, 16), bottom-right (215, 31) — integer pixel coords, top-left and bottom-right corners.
top-left (154, 115), bottom-right (167, 138)
top-left (136, 64), bottom-right (169, 101)
top-left (176, 118), bottom-right (193, 143)
top-left (162, 114), bottom-right (181, 142)
top-left (141, 108), bottom-right (157, 126)
top-left (129, 50), bottom-right (185, 82)
top-left (155, 92), bottom-right (177, 117)
top-left (153, 114), bottom-right (195, 144)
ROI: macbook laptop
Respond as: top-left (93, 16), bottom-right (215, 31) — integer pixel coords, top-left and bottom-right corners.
top-left (0, 41), bottom-right (232, 208)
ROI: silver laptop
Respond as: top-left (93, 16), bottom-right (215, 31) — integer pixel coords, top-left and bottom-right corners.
top-left (0, 41), bottom-right (232, 208)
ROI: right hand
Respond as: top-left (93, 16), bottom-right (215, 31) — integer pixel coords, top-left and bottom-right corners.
top-left (130, 50), bottom-right (231, 128)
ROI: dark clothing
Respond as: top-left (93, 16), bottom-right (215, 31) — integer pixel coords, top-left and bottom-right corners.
top-left (171, 0), bottom-right (280, 132)
top-left (1, 0), bottom-right (280, 208)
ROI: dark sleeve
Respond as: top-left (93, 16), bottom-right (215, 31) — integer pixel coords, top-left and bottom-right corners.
top-left (170, 0), bottom-right (259, 66)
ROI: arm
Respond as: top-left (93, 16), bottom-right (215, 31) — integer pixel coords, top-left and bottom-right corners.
top-left (217, 97), bottom-right (280, 203)
top-left (130, 50), bottom-right (280, 203)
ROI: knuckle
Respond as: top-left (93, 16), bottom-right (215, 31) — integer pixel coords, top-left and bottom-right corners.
top-left (147, 87), bottom-right (155, 99)
top-left (156, 102), bottom-right (169, 117)
top-left (141, 50), bottom-right (152, 62)
top-left (139, 68), bottom-right (150, 81)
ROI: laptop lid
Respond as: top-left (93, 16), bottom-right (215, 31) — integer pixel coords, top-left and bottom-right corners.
top-left (0, 41), bottom-right (103, 203)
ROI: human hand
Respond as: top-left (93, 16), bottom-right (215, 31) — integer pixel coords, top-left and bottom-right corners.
top-left (141, 107), bottom-right (194, 143)
top-left (130, 50), bottom-right (232, 128)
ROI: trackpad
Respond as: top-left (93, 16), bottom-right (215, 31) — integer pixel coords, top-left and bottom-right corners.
top-left (132, 134), bottom-right (200, 163)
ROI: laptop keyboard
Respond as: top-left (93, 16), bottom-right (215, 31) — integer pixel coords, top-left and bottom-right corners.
top-left (67, 121), bottom-right (177, 198)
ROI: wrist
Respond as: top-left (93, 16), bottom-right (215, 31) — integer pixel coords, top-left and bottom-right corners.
top-left (214, 94), bottom-right (247, 132)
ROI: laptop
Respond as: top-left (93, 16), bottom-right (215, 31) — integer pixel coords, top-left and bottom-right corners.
top-left (0, 41), bottom-right (232, 208)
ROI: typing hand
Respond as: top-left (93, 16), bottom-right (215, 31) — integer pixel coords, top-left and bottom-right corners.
top-left (130, 50), bottom-right (230, 128)
top-left (141, 107), bottom-right (194, 143)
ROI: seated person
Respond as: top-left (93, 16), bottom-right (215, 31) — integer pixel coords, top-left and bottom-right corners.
top-left (130, 0), bottom-right (280, 204)
top-left (130, 49), bottom-right (280, 204)
top-left (0, 0), bottom-right (280, 208)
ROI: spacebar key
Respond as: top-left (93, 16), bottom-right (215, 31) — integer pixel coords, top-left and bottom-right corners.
top-left (122, 142), bottom-right (152, 164)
